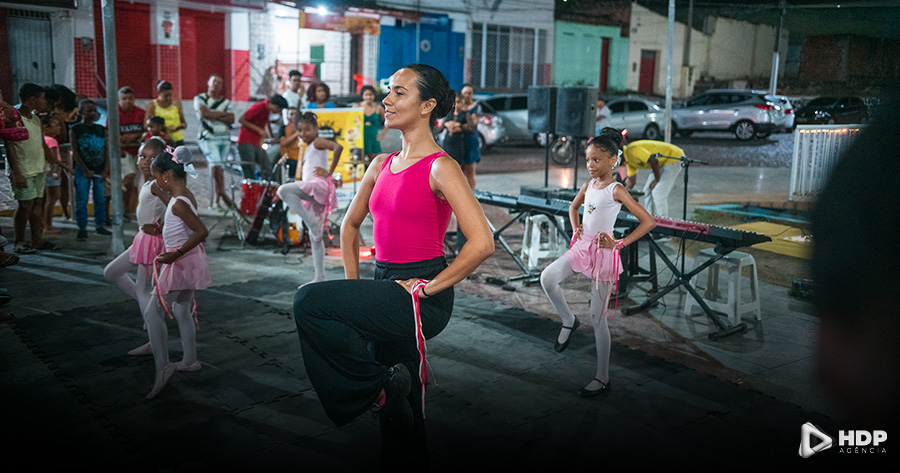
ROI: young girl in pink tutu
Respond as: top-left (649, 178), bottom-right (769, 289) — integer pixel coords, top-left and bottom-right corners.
top-left (276, 112), bottom-right (342, 286)
top-left (540, 130), bottom-right (656, 397)
top-left (103, 138), bottom-right (170, 356)
top-left (145, 146), bottom-right (211, 399)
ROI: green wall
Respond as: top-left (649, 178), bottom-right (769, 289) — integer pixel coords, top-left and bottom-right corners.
top-left (553, 21), bottom-right (628, 91)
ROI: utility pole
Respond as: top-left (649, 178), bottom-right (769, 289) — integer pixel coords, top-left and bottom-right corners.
top-left (681, 0), bottom-right (694, 98)
top-left (769, 0), bottom-right (786, 95)
top-left (101, 0), bottom-right (124, 256)
top-left (665, 0), bottom-right (675, 143)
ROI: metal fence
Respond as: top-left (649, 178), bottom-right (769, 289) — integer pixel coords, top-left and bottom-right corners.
top-left (789, 125), bottom-right (865, 200)
top-left (471, 23), bottom-right (549, 91)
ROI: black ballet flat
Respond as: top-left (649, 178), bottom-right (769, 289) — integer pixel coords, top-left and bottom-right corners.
top-left (554, 317), bottom-right (581, 352)
top-left (577, 378), bottom-right (611, 398)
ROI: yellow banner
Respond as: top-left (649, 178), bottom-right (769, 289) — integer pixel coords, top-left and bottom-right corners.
top-left (301, 107), bottom-right (365, 182)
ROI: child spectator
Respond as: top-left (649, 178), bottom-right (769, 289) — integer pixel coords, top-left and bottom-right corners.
top-left (70, 99), bottom-right (111, 241)
top-left (41, 115), bottom-right (72, 233)
top-left (306, 82), bottom-right (336, 109)
top-left (5, 83), bottom-right (59, 253)
top-left (144, 116), bottom-right (174, 147)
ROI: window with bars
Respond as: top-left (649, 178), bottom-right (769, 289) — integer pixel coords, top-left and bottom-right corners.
top-left (471, 23), bottom-right (548, 91)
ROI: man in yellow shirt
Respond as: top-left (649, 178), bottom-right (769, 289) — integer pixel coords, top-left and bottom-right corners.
top-left (622, 140), bottom-right (685, 217)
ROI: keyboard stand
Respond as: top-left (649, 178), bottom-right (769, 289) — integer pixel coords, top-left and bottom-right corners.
top-left (484, 208), bottom-right (570, 285)
top-left (622, 237), bottom-right (747, 340)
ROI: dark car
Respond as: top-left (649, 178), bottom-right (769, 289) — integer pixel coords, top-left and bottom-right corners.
top-left (795, 96), bottom-right (869, 125)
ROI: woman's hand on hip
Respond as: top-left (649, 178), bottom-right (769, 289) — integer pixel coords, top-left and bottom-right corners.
top-left (395, 278), bottom-right (428, 298)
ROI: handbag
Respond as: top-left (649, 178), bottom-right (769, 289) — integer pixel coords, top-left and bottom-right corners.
top-left (0, 108), bottom-right (29, 142)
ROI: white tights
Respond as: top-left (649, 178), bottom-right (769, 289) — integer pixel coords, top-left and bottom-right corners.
top-left (277, 183), bottom-right (326, 283)
top-left (142, 289), bottom-right (197, 373)
top-left (104, 249), bottom-right (153, 331)
top-left (540, 255), bottom-right (612, 385)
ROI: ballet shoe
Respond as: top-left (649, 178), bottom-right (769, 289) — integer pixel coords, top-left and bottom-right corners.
top-left (127, 342), bottom-right (153, 356)
top-left (554, 317), bottom-right (581, 353)
top-left (175, 360), bottom-right (202, 372)
top-left (146, 363), bottom-right (177, 399)
top-left (577, 378), bottom-right (611, 398)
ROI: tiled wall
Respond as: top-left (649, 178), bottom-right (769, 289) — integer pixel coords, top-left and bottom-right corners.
top-left (74, 37), bottom-right (97, 96)
top-left (151, 44), bottom-right (181, 93)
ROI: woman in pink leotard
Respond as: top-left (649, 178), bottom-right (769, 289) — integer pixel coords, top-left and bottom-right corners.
top-left (292, 64), bottom-right (494, 469)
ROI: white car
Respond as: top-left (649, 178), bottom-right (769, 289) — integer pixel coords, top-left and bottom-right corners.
top-left (605, 96), bottom-right (667, 141)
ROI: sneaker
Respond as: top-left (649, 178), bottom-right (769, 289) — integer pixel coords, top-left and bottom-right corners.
top-left (379, 363), bottom-right (414, 429)
top-left (77, 230), bottom-right (88, 241)
top-left (96, 227), bottom-right (112, 236)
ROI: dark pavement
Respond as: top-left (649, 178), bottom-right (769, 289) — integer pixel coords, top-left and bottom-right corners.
top-left (0, 220), bottom-right (858, 472)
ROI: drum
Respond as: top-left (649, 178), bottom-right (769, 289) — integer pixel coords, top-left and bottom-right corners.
top-left (240, 179), bottom-right (277, 216)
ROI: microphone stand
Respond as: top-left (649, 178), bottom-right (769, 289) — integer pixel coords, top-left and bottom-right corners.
top-left (653, 154), bottom-right (709, 274)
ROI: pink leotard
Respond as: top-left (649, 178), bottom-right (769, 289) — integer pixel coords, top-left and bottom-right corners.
top-left (369, 151), bottom-right (452, 263)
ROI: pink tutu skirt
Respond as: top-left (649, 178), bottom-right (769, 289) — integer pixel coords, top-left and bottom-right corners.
top-left (566, 233), bottom-right (623, 282)
top-left (154, 244), bottom-right (212, 295)
top-left (296, 177), bottom-right (338, 221)
top-left (129, 231), bottom-right (164, 265)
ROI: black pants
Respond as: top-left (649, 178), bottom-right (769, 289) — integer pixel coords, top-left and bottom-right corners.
top-left (237, 143), bottom-right (270, 180)
top-left (293, 256), bottom-right (453, 469)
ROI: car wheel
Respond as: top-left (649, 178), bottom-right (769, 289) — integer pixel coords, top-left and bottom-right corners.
top-left (643, 123), bottom-right (662, 141)
top-left (672, 123), bottom-right (692, 137)
top-left (734, 120), bottom-right (756, 141)
top-left (550, 137), bottom-right (575, 165)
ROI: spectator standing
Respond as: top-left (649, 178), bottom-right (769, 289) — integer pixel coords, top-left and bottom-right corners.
top-left (117, 86), bottom-right (146, 216)
top-left (41, 115), bottom-right (72, 234)
top-left (237, 94), bottom-right (288, 180)
top-left (355, 85), bottom-right (386, 159)
top-left (46, 84), bottom-right (78, 223)
top-left (282, 70), bottom-right (307, 110)
top-left (595, 95), bottom-right (611, 135)
top-left (194, 74), bottom-right (235, 210)
top-left (306, 82), bottom-right (336, 109)
top-left (145, 81), bottom-right (187, 146)
top-left (459, 84), bottom-right (481, 189)
top-left (5, 83), bottom-right (59, 252)
top-left (70, 99), bottom-right (111, 241)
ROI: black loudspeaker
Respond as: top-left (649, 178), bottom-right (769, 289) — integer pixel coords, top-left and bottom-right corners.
top-left (527, 86), bottom-right (557, 133)
top-left (554, 87), bottom-right (596, 137)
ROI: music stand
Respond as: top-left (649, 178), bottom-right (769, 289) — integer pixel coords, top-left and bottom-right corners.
top-left (648, 153), bottom-right (708, 273)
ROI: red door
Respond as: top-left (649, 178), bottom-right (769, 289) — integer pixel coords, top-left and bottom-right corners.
top-left (638, 50), bottom-right (656, 95)
top-left (599, 38), bottom-right (610, 93)
top-left (180, 9), bottom-right (225, 100)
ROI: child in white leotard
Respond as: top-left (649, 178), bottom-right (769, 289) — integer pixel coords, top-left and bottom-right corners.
top-left (276, 112), bottom-right (342, 287)
top-left (103, 138), bottom-right (170, 356)
top-left (144, 146), bottom-right (211, 399)
top-left (540, 130), bottom-right (656, 397)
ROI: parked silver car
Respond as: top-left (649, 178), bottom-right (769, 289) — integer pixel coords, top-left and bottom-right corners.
top-left (479, 94), bottom-right (530, 143)
top-left (672, 89), bottom-right (780, 140)
top-left (434, 101), bottom-right (507, 153)
top-left (605, 96), bottom-right (667, 140)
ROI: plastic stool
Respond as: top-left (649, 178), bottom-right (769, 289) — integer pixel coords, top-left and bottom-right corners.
top-left (683, 248), bottom-right (761, 324)
top-left (520, 214), bottom-right (567, 270)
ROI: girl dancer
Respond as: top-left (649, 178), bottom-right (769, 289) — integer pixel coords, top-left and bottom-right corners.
top-left (540, 130), bottom-right (655, 397)
top-left (293, 64), bottom-right (494, 469)
top-left (144, 146), bottom-right (211, 399)
top-left (103, 138), bottom-right (170, 356)
top-left (276, 112), bottom-right (342, 286)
